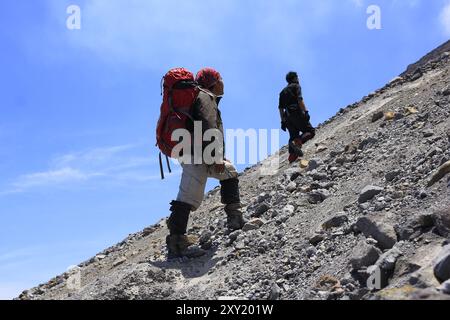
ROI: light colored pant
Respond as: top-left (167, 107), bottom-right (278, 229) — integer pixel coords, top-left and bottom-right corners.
top-left (176, 160), bottom-right (238, 211)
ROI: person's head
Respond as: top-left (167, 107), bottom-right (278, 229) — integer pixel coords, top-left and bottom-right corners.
top-left (196, 68), bottom-right (224, 96)
top-left (286, 71), bottom-right (299, 84)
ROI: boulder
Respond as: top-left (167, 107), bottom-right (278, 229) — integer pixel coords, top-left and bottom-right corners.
top-left (434, 245), bottom-right (450, 283)
top-left (112, 257), bottom-right (127, 267)
top-left (405, 106), bottom-right (418, 115)
top-left (372, 111), bottom-right (384, 123)
top-left (442, 86), bottom-right (450, 96)
top-left (269, 283), bottom-right (281, 300)
top-left (438, 279), bottom-right (450, 294)
top-left (367, 246), bottom-right (403, 289)
top-left (358, 185), bottom-right (384, 203)
top-left (253, 203), bottom-right (270, 217)
top-left (322, 213), bottom-right (349, 230)
top-left (428, 161), bottom-right (450, 187)
top-left (432, 208), bottom-right (450, 237)
top-left (385, 170), bottom-right (401, 182)
top-left (286, 181), bottom-right (297, 192)
top-left (350, 241), bottom-right (381, 270)
top-left (308, 189), bottom-right (330, 204)
top-left (307, 158), bottom-right (324, 172)
top-left (358, 137), bottom-right (378, 151)
top-left (356, 216), bottom-right (397, 250)
top-left (423, 129), bottom-right (434, 138)
top-left (242, 219), bottom-right (265, 232)
top-left (300, 159), bottom-right (309, 168)
top-left (384, 112), bottom-right (395, 121)
top-left (199, 231), bottom-right (213, 250)
top-left (309, 234), bottom-right (326, 245)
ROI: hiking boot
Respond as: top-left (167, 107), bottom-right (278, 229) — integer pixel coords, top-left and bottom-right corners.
top-left (289, 138), bottom-right (304, 158)
top-left (288, 153), bottom-right (299, 163)
top-left (166, 234), bottom-right (199, 258)
top-left (224, 203), bottom-right (247, 230)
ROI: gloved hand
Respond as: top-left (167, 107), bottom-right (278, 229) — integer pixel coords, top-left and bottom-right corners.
top-left (281, 121), bottom-right (287, 132)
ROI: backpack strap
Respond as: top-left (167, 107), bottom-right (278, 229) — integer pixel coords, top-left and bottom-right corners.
top-left (159, 152), bottom-right (173, 180)
top-left (159, 152), bottom-right (165, 180)
top-left (173, 108), bottom-right (195, 123)
top-left (198, 87), bottom-right (216, 97)
top-left (165, 154), bottom-right (172, 174)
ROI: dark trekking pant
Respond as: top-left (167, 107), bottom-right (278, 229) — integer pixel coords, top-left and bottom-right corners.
top-left (287, 112), bottom-right (316, 154)
top-left (220, 178), bottom-right (240, 205)
top-left (288, 127), bottom-right (301, 154)
top-left (167, 200), bottom-right (192, 235)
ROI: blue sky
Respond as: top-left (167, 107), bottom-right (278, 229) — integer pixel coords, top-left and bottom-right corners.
top-left (0, 0), bottom-right (449, 299)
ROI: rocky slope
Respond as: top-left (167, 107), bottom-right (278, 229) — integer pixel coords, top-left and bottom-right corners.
top-left (19, 40), bottom-right (450, 300)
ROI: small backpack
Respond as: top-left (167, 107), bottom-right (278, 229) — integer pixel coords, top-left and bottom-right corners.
top-left (156, 68), bottom-right (199, 179)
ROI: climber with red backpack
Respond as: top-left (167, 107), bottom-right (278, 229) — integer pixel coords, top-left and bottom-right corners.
top-left (279, 71), bottom-right (316, 163)
top-left (156, 67), bottom-right (247, 258)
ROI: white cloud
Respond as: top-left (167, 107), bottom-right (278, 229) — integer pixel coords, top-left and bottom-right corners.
top-left (350, 0), bottom-right (364, 8)
top-left (441, 1), bottom-right (450, 36)
top-left (55, 0), bottom-right (240, 70)
top-left (391, 0), bottom-right (421, 7)
top-left (51, 144), bottom-right (137, 168)
top-left (1, 143), bottom-right (177, 194)
top-left (13, 167), bottom-right (93, 189)
top-left (39, 0), bottom-right (371, 72)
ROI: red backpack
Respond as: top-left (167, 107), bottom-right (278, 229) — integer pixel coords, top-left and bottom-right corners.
top-left (156, 68), bottom-right (199, 179)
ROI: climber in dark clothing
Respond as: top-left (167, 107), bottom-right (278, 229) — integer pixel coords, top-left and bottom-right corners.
top-left (279, 71), bottom-right (316, 163)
